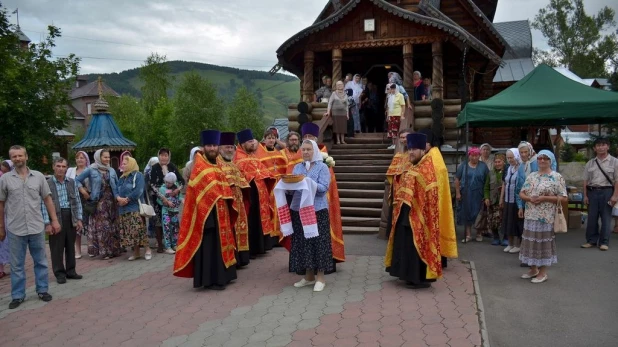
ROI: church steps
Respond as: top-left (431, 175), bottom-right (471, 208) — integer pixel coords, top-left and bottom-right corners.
top-left (342, 226), bottom-right (382, 234)
top-left (337, 181), bottom-right (385, 190)
top-left (340, 207), bottom-right (382, 218)
top-left (334, 166), bottom-right (389, 173)
top-left (341, 216), bottom-right (381, 228)
top-left (334, 160), bottom-right (392, 166)
top-left (330, 148), bottom-right (394, 155)
top-left (332, 153), bottom-right (394, 160)
top-left (339, 198), bottom-right (384, 208)
top-left (337, 189), bottom-right (385, 199)
top-left (336, 173), bottom-right (386, 182)
top-left (332, 144), bottom-right (391, 150)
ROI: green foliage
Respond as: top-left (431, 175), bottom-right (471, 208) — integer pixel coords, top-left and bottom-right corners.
top-left (588, 123), bottom-right (618, 155)
top-left (532, 0), bottom-right (617, 77)
top-left (139, 53), bottom-right (174, 116)
top-left (170, 72), bottom-right (224, 162)
top-left (560, 141), bottom-right (576, 162)
top-left (227, 87), bottom-right (266, 138)
top-left (0, 4), bottom-right (80, 169)
top-left (573, 153), bottom-right (588, 163)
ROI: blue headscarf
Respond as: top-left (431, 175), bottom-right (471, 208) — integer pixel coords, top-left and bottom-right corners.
top-left (537, 150), bottom-right (557, 171)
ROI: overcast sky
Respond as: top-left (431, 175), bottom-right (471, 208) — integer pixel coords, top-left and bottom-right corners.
top-left (4, 0), bottom-right (617, 74)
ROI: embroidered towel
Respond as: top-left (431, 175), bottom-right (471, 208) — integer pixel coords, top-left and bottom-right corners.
top-left (274, 177), bottom-right (318, 239)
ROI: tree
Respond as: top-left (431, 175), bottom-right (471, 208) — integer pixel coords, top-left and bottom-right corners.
top-left (227, 87), bottom-right (266, 138)
top-left (139, 53), bottom-right (173, 116)
top-left (532, 48), bottom-right (559, 67)
top-left (0, 4), bottom-right (80, 169)
top-left (560, 140), bottom-right (576, 162)
top-left (532, 0), bottom-right (617, 77)
top-left (169, 72), bottom-right (224, 164)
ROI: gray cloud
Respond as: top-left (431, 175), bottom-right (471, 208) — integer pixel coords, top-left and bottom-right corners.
top-left (4, 0), bottom-right (617, 74)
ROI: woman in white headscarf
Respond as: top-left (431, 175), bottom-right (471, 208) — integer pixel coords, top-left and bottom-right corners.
top-left (183, 147), bottom-right (201, 183)
top-left (289, 140), bottom-right (334, 292)
top-left (67, 151), bottom-right (91, 258)
top-left (76, 149), bottom-right (120, 259)
top-left (345, 74), bottom-right (364, 133)
top-left (500, 148), bottom-right (524, 253)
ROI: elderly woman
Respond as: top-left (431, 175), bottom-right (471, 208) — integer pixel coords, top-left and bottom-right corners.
top-left (518, 141), bottom-right (538, 177)
top-left (455, 147), bottom-right (489, 242)
top-left (289, 140), bottom-right (334, 292)
top-left (0, 160), bottom-right (13, 278)
top-left (480, 143), bottom-right (495, 171)
top-left (501, 148), bottom-right (524, 253)
top-left (117, 156), bottom-right (152, 261)
top-left (67, 151), bottom-right (91, 259)
top-left (325, 80), bottom-right (349, 145)
top-left (484, 153), bottom-right (506, 245)
top-left (76, 149), bottom-right (120, 259)
top-left (519, 150), bottom-right (566, 283)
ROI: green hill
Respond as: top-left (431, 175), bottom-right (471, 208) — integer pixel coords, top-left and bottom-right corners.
top-left (83, 60), bottom-right (299, 124)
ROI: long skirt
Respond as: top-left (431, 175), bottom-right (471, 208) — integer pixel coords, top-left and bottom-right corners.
top-left (386, 204), bottom-right (434, 285)
top-left (193, 214), bottom-right (237, 288)
top-left (248, 183), bottom-right (273, 256)
top-left (501, 202), bottom-right (523, 238)
top-left (289, 209), bottom-right (334, 275)
top-left (88, 185), bottom-right (120, 257)
top-left (519, 220), bottom-right (557, 267)
top-left (118, 212), bottom-right (148, 248)
top-left (457, 190), bottom-right (483, 226)
top-left (332, 115), bottom-right (347, 134)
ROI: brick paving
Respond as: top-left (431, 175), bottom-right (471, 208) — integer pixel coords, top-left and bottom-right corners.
top-left (0, 244), bottom-right (484, 347)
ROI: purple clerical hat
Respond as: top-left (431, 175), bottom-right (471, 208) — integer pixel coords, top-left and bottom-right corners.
top-left (407, 133), bottom-right (427, 150)
top-left (219, 132), bottom-right (236, 146)
top-left (301, 122), bottom-right (319, 138)
top-left (200, 130), bottom-right (221, 146)
top-left (237, 129), bottom-right (254, 144)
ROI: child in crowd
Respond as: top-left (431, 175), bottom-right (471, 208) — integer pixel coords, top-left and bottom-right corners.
top-left (156, 173), bottom-right (182, 254)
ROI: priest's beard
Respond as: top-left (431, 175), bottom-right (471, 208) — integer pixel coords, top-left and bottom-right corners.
top-left (204, 150), bottom-right (218, 163)
top-left (242, 143), bottom-right (256, 154)
top-left (220, 151), bottom-right (234, 161)
top-left (288, 144), bottom-right (300, 153)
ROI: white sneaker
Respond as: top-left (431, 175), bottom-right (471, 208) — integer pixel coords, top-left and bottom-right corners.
top-left (294, 278), bottom-right (315, 288)
top-left (313, 281), bottom-right (326, 292)
top-left (509, 247), bottom-right (520, 254)
top-left (387, 145), bottom-right (396, 150)
top-left (503, 246), bottom-right (513, 253)
top-left (164, 248), bottom-right (176, 254)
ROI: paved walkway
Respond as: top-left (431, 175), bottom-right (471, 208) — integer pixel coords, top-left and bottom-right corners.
top-left (0, 239), bottom-right (484, 347)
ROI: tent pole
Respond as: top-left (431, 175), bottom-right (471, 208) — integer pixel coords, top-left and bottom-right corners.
top-left (462, 122), bottom-right (470, 243)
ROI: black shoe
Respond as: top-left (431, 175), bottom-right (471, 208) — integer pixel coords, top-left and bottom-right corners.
top-left (67, 274), bottom-right (83, 280)
top-left (38, 292), bottom-right (52, 302)
top-left (407, 282), bottom-right (431, 289)
top-left (57, 277), bottom-right (67, 284)
top-left (210, 284), bottom-right (226, 291)
top-left (9, 298), bottom-right (24, 309)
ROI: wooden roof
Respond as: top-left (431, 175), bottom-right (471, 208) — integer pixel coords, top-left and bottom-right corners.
top-left (277, 0), bottom-right (503, 70)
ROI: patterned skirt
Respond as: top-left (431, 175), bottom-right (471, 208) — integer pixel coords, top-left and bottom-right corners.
top-left (118, 212), bottom-right (148, 248)
top-left (289, 209), bottom-right (334, 275)
top-left (519, 219), bottom-right (557, 267)
top-left (487, 203), bottom-right (503, 231)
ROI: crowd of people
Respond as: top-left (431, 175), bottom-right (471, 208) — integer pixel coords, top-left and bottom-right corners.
top-left (317, 70), bottom-right (431, 148)
top-left (0, 121), bottom-right (347, 308)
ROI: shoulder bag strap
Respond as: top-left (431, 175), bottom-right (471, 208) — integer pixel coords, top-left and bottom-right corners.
top-left (595, 159), bottom-right (614, 186)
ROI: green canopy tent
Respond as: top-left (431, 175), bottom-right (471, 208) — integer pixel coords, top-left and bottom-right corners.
top-left (458, 64), bottom-right (618, 128)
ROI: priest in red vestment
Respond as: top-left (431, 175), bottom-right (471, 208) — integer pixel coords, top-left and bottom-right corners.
top-left (233, 129), bottom-right (276, 258)
top-left (218, 132), bottom-right (251, 268)
top-left (174, 130), bottom-right (237, 290)
top-left (385, 133), bottom-right (443, 289)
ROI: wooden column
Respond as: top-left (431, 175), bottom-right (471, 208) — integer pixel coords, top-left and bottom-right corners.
top-left (432, 41), bottom-right (444, 100)
top-left (332, 48), bottom-right (342, 84)
top-left (303, 51), bottom-right (315, 102)
top-left (403, 43), bottom-right (414, 90)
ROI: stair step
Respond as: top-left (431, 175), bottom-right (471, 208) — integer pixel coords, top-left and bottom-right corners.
top-left (342, 216), bottom-right (381, 227)
top-left (338, 181), bottom-right (385, 190)
top-left (352, 133), bottom-right (388, 139)
top-left (339, 198), bottom-right (384, 208)
top-left (334, 166), bottom-right (389, 173)
top-left (341, 207), bottom-right (382, 218)
top-left (344, 137), bottom-right (389, 145)
top-left (336, 173), bottom-right (386, 182)
top-left (332, 144), bottom-right (391, 150)
top-left (330, 148), bottom-right (394, 155)
top-left (335, 160), bottom-right (393, 166)
top-left (338, 189), bottom-right (385, 199)
top-left (342, 226), bottom-right (379, 234)
top-left (333, 153), bottom-right (394, 160)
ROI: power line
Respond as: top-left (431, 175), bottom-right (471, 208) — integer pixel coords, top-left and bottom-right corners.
top-left (22, 28), bottom-right (276, 63)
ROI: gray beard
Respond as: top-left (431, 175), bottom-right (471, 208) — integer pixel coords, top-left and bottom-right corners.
top-left (220, 153), bottom-right (233, 161)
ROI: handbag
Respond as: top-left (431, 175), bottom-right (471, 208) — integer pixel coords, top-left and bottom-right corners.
top-left (133, 174), bottom-right (156, 217)
top-left (83, 200), bottom-right (97, 216)
top-left (553, 200), bottom-right (568, 233)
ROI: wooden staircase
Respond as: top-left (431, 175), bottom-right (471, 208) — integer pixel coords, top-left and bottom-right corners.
top-left (330, 133), bottom-right (391, 234)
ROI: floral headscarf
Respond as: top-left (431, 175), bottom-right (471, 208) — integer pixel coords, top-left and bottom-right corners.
top-left (517, 141), bottom-right (536, 161)
top-left (90, 149), bottom-right (110, 171)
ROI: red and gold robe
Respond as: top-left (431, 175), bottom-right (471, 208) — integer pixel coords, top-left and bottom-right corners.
top-left (256, 144), bottom-right (288, 240)
top-left (217, 156), bottom-right (250, 252)
top-left (283, 148), bottom-right (303, 174)
top-left (319, 145), bottom-right (345, 262)
top-left (386, 152), bottom-right (411, 197)
top-left (233, 146), bottom-right (276, 236)
top-left (174, 153), bottom-right (237, 278)
top-left (384, 152), bottom-right (443, 280)
top-left (426, 147), bottom-right (458, 259)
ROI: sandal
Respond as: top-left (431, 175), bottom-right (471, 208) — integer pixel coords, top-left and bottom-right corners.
top-left (461, 236), bottom-right (472, 243)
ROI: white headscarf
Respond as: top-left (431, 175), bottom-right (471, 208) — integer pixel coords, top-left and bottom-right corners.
top-left (506, 148), bottom-right (521, 174)
top-left (304, 140), bottom-right (323, 170)
top-left (144, 156), bottom-right (159, 175)
top-left (186, 146), bottom-right (201, 168)
top-left (90, 149), bottom-right (110, 171)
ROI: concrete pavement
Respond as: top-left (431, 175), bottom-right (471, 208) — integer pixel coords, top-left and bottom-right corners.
top-left (0, 236), bottom-right (484, 347)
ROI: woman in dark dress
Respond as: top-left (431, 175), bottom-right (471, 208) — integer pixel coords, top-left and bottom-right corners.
top-left (289, 140), bottom-right (334, 292)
